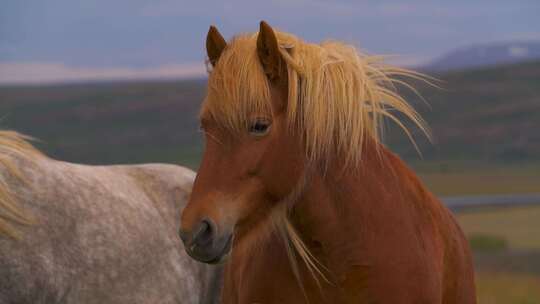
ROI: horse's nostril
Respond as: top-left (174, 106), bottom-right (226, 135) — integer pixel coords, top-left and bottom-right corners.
top-left (192, 219), bottom-right (215, 247)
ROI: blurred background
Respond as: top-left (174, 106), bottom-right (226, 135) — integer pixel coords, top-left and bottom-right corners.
top-left (1, 1), bottom-right (539, 302)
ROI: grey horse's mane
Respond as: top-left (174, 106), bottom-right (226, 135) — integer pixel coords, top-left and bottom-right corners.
top-left (0, 131), bottom-right (43, 238)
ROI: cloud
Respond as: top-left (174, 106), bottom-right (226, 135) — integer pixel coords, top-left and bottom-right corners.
top-left (139, 0), bottom-right (365, 19)
top-left (0, 62), bottom-right (207, 85)
top-left (140, 0), bottom-right (220, 17)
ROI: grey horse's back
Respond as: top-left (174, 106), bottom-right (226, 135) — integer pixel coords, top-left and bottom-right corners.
top-left (0, 140), bottom-right (221, 303)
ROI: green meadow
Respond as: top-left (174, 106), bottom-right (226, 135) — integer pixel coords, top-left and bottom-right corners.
top-left (457, 206), bottom-right (540, 303)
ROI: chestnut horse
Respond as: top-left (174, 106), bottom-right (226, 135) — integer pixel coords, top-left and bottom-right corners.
top-left (180, 21), bottom-right (476, 303)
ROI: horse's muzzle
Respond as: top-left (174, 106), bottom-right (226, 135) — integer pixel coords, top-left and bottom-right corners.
top-left (179, 218), bottom-right (232, 264)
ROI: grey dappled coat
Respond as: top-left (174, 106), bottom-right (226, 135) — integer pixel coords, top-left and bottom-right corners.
top-left (0, 154), bottom-right (222, 303)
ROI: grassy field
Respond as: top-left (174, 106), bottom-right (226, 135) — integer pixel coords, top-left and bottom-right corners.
top-left (458, 205), bottom-right (540, 250)
top-left (0, 79), bottom-right (206, 166)
top-left (414, 161), bottom-right (540, 196)
top-left (456, 205), bottom-right (540, 303)
top-left (475, 272), bottom-right (540, 304)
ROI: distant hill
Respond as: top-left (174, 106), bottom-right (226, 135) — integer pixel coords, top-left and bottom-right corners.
top-left (390, 60), bottom-right (540, 162)
top-left (424, 41), bottom-right (540, 71)
top-left (0, 80), bottom-right (207, 167)
top-left (0, 60), bottom-right (539, 168)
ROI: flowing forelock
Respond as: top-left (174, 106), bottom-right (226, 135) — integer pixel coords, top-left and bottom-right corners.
top-left (202, 30), bottom-right (431, 167)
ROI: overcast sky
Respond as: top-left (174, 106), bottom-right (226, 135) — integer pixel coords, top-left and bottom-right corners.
top-left (1, 0), bottom-right (539, 84)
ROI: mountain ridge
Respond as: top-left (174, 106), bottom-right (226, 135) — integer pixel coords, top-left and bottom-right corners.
top-left (422, 40), bottom-right (540, 71)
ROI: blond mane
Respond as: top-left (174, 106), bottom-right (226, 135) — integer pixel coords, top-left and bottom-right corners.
top-left (203, 28), bottom-right (432, 289)
top-left (0, 131), bottom-right (42, 238)
top-left (203, 30), bottom-right (431, 167)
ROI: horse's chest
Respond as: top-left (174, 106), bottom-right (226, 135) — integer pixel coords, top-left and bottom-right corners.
top-left (223, 243), bottom-right (341, 304)
top-left (223, 249), bottom-right (301, 303)
top-left (237, 269), bottom-right (307, 304)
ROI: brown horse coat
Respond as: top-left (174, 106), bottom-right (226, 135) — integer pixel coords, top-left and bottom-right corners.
top-left (180, 21), bottom-right (476, 303)
top-left (221, 143), bottom-right (475, 303)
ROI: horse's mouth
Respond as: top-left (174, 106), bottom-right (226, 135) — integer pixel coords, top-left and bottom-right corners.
top-left (187, 233), bottom-right (233, 264)
top-left (205, 234), bottom-right (233, 264)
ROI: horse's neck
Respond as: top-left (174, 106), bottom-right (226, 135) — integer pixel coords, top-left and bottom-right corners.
top-left (291, 143), bottom-right (434, 283)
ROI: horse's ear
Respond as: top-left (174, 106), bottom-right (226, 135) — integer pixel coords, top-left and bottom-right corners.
top-left (257, 21), bottom-right (284, 82)
top-left (206, 25), bottom-right (227, 67)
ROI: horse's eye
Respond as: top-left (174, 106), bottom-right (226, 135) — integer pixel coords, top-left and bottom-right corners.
top-left (249, 119), bottom-right (271, 136)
